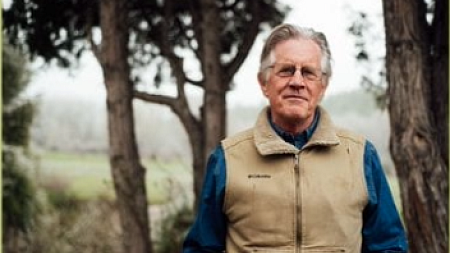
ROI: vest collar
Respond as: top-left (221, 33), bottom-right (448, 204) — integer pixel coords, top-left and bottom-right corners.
top-left (254, 106), bottom-right (340, 156)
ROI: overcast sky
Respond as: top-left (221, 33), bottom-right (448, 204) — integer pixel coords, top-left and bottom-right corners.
top-left (20, 0), bottom-right (384, 107)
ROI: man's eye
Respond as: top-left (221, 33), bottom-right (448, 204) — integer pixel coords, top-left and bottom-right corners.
top-left (278, 66), bottom-right (295, 75)
top-left (301, 68), bottom-right (312, 74)
top-left (302, 68), bottom-right (317, 78)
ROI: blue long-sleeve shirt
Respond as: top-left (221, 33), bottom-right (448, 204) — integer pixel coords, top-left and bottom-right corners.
top-left (183, 112), bottom-right (408, 253)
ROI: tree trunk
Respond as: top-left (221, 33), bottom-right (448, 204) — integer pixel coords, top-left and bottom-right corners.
top-left (429, 0), bottom-right (449, 166)
top-left (187, 122), bottom-right (205, 210)
top-left (382, 0), bottom-right (448, 252)
top-left (198, 0), bottom-right (226, 206)
top-left (98, 0), bottom-right (152, 253)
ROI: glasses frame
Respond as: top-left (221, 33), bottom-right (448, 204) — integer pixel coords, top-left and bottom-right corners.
top-left (267, 63), bottom-right (325, 82)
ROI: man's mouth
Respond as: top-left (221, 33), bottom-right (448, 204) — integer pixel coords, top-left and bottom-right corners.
top-left (283, 95), bottom-right (308, 101)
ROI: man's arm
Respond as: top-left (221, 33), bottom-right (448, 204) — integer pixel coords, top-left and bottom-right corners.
top-left (183, 146), bottom-right (227, 253)
top-left (362, 141), bottom-right (408, 253)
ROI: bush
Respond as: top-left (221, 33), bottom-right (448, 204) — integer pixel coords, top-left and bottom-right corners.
top-left (25, 197), bottom-right (122, 253)
top-left (154, 203), bottom-right (194, 253)
top-left (2, 148), bottom-right (40, 253)
top-left (152, 177), bottom-right (194, 253)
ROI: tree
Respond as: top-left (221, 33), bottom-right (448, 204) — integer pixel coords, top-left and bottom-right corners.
top-left (131, 0), bottom-right (287, 208)
top-left (4, 1), bottom-right (152, 253)
top-left (382, 0), bottom-right (448, 252)
top-left (2, 42), bottom-right (38, 253)
top-left (96, 1), bottom-right (152, 252)
top-left (3, 0), bottom-right (287, 252)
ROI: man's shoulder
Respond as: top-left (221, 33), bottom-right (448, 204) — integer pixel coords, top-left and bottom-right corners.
top-left (318, 107), bottom-right (366, 147)
top-left (222, 128), bottom-right (255, 150)
top-left (334, 127), bottom-right (366, 147)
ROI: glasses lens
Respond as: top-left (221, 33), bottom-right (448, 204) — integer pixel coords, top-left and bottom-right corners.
top-left (270, 63), bottom-right (322, 81)
top-left (301, 67), bottom-right (321, 81)
top-left (275, 64), bottom-right (296, 77)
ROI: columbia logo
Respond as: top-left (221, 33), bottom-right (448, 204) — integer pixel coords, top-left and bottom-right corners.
top-left (248, 174), bottom-right (271, 179)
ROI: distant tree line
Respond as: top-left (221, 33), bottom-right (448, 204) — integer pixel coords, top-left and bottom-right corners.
top-left (29, 89), bottom-right (395, 173)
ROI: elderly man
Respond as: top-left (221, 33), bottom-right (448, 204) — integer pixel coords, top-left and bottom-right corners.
top-left (183, 23), bottom-right (408, 253)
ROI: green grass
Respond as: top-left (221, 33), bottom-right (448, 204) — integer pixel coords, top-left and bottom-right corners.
top-left (37, 151), bottom-right (403, 213)
top-left (37, 151), bottom-right (192, 205)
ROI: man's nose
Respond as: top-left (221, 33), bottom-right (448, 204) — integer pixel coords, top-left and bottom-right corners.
top-left (288, 70), bottom-right (305, 87)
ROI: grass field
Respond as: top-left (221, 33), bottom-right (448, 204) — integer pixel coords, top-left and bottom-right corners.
top-left (36, 150), bottom-right (402, 211)
top-left (36, 151), bottom-right (193, 205)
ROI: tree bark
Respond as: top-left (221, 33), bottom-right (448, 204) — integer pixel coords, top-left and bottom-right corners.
top-left (382, 0), bottom-right (448, 252)
top-left (134, 0), bottom-right (279, 210)
top-left (98, 0), bottom-right (152, 253)
top-left (183, 114), bottom-right (205, 211)
top-left (198, 0), bottom-right (226, 207)
top-left (429, 0), bottom-right (449, 166)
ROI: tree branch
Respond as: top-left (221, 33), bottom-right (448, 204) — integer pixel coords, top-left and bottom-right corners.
top-left (134, 89), bottom-right (201, 139)
top-left (86, 5), bottom-right (101, 62)
top-left (224, 1), bottom-right (261, 86)
top-left (189, 0), bottom-right (203, 61)
top-left (133, 91), bottom-right (177, 108)
top-left (186, 77), bottom-right (202, 87)
top-left (87, 28), bottom-right (101, 61)
top-left (141, 0), bottom-right (191, 98)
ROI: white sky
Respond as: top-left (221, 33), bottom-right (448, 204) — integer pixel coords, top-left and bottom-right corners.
top-left (23, 0), bottom-right (384, 107)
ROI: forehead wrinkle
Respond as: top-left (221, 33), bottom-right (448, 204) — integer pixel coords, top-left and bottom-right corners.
top-left (273, 39), bottom-right (322, 70)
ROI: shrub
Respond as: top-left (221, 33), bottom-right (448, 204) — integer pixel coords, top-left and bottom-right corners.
top-left (25, 197), bottom-right (122, 253)
top-left (154, 203), bottom-right (194, 253)
top-left (2, 148), bottom-right (40, 253)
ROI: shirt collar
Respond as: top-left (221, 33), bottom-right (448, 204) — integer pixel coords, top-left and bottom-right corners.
top-left (269, 109), bottom-right (320, 149)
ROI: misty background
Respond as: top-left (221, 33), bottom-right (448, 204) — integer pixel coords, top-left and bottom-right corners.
top-left (22, 0), bottom-right (389, 166)
top-left (29, 88), bottom-right (394, 174)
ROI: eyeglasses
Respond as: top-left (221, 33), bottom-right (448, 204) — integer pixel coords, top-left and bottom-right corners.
top-left (267, 63), bottom-right (324, 82)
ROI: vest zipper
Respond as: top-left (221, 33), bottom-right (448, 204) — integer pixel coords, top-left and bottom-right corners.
top-left (294, 153), bottom-right (301, 253)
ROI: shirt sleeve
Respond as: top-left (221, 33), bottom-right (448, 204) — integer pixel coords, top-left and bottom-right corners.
top-left (362, 141), bottom-right (408, 253)
top-left (182, 145), bottom-right (227, 253)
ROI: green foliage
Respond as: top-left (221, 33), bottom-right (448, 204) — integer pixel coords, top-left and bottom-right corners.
top-left (2, 149), bottom-right (39, 233)
top-left (3, 0), bottom-right (288, 85)
top-left (3, 152), bottom-right (121, 253)
top-left (2, 42), bottom-right (30, 105)
top-left (3, 101), bottom-right (34, 147)
top-left (3, 41), bottom-right (34, 147)
top-left (25, 198), bottom-right (121, 253)
top-left (154, 203), bottom-right (194, 253)
top-left (2, 41), bottom-right (38, 253)
top-left (3, 0), bottom-right (97, 67)
top-left (153, 178), bottom-right (194, 253)
top-left (45, 188), bottom-right (84, 213)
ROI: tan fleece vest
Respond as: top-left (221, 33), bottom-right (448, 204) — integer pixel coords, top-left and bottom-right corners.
top-left (222, 107), bottom-right (368, 253)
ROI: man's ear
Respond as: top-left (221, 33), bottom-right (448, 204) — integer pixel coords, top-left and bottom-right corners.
top-left (258, 72), bottom-right (269, 97)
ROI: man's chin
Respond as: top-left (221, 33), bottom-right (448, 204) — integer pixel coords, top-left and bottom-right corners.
top-left (283, 111), bottom-right (309, 122)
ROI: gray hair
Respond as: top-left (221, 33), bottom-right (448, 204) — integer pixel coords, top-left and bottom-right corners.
top-left (259, 24), bottom-right (333, 85)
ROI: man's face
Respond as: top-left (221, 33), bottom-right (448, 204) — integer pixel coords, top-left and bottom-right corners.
top-left (259, 38), bottom-right (327, 132)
